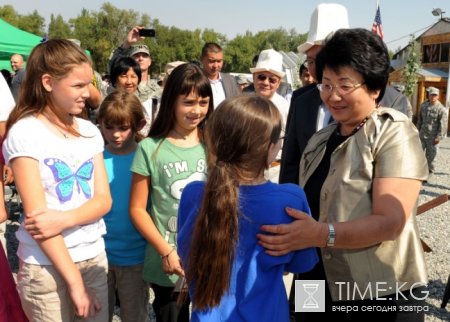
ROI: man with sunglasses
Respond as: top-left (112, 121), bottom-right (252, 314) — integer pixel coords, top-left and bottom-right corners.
top-left (250, 49), bottom-right (289, 184)
top-left (250, 48), bottom-right (289, 122)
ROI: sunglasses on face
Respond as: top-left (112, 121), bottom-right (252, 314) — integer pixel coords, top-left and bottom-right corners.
top-left (256, 74), bottom-right (279, 84)
top-left (304, 58), bottom-right (315, 68)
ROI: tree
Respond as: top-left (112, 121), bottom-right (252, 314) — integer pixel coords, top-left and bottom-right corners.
top-left (402, 36), bottom-right (421, 97)
top-left (69, 4), bottom-right (149, 72)
top-left (288, 28), bottom-right (307, 53)
top-left (17, 10), bottom-right (45, 36)
top-left (0, 5), bottom-right (45, 36)
top-left (226, 32), bottom-right (258, 72)
top-left (147, 21), bottom-right (203, 74)
top-left (201, 28), bottom-right (227, 45)
top-left (48, 14), bottom-right (72, 39)
top-left (2, 3), bottom-right (307, 75)
top-left (0, 5), bottom-right (19, 26)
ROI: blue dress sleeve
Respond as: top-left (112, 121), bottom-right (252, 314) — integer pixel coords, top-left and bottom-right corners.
top-left (283, 187), bottom-right (319, 273)
top-left (177, 181), bottom-right (204, 266)
top-left (285, 247), bottom-right (319, 273)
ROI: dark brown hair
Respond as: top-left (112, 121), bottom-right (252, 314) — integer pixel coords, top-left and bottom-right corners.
top-left (186, 95), bottom-right (282, 309)
top-left (148, 63), bottom-right (213, 139)
top-left (201, 42), bottom-right (223, 58)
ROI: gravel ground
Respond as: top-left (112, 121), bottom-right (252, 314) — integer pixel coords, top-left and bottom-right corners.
top-left (416, 136), bottom-right (450, 321)
top-left (3, 138), bottom-right (450, 321)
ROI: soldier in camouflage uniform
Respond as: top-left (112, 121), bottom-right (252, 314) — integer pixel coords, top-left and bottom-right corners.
top-left (416, 86), bottom-right (448, 174)
top-left (108, 26), bottom-right (162, 103)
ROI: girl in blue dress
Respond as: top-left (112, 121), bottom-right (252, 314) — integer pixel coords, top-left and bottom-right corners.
top-left (178, 95), bottom-right (318, 322)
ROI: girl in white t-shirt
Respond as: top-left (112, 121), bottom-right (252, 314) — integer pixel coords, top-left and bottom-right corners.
top-left (3, 39), bottom-right (112, 321)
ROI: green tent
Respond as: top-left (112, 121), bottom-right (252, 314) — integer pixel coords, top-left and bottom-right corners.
top-left (0, 18), bottom-right (42, 71)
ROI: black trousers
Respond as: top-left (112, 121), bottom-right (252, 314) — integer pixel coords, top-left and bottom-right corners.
top-left (151, 284), bottom-right (190, 322)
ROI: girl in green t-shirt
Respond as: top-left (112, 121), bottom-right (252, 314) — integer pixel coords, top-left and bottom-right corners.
top-left (129, 63), bottom-right (213, 322)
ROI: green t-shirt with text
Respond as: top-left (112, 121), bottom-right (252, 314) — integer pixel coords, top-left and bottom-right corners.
top-left (131, 137), bottom-right (207, 286)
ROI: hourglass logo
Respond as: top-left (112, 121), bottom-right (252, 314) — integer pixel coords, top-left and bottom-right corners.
top-left (295, 280), bottom-right (325, 312)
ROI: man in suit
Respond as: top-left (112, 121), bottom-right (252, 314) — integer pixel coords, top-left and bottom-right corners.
top-left (200, 42), bottom-right (240, 108)
top-left (280, 3), bottom-right (349, 185)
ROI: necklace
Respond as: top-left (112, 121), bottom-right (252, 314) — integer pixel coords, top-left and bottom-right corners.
top-left (42, 111), bottom-right (73, 139)
top-left (172, 128), bottom-right (192, 140)
top-left (55, 127), bottom-right (70, 139)
top-left (336, 113), bottom-right (372, 136)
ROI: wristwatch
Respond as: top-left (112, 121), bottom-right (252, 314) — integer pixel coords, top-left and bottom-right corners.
top-left (326, 223), bottom-right (336, 247)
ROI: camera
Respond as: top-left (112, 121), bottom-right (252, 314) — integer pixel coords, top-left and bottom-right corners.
top-left (139, 29), bottom-right (156, 37)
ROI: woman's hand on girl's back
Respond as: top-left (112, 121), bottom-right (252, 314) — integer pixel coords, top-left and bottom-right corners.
top-left (24, 209), bottom-right (68, 239)
top-left (257, 207), bottom-right (327, 255)
top-left (69, 281), bottom-right (101, 318)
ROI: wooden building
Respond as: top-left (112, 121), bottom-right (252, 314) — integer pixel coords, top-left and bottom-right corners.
top-left (389, 17), bottom-right (450, 119)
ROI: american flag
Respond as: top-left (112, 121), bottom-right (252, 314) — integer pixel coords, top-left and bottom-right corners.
top-left (371, 4), bottom-right (384, 39)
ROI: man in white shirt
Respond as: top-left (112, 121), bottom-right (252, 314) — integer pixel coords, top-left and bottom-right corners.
top-left (250, 49), bottom-right (289, 183)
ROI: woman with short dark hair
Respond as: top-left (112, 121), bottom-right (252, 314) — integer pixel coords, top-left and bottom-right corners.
top-left (258, 28), bottom-right (428, 322)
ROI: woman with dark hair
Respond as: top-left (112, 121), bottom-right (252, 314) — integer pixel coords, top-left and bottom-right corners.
top-left (258, 28), bottom-right (428, 322)
top-left (109, 56), bottom-right (142, 94)
top-left (109, 56), bottom-right (162, 136)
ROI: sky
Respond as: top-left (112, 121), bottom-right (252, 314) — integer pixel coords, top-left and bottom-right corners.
top-left (2, 0), bottom-right (449, 52)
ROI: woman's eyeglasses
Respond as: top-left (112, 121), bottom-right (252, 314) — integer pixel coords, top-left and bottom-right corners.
top-left (256, 74), bottom-right (279, 85)
top-left (317, 82), bottom-right (365, 96)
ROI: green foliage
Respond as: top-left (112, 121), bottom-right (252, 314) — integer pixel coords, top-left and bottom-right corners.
top-left (150, 24), bottom-right (203, 72)
top-left (402, 36), bottom-right (422, 96)
top-left (1, 3), bottom-right (308, 74)
top-left (201, 28), bottom-right (227, 45)
top-left (17, 10), bottom-right (45, 36)
top-left (0, 5), bottom-right (45, 36)
top-left (226, 33), bottom-right (258, 73)
top-left (0, 5), bottom-right (19, 25)
top-left (48, 14), bottom-right (72, 39)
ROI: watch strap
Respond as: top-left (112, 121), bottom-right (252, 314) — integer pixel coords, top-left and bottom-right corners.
top-left (327, 223), bottom-right (336, 247)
